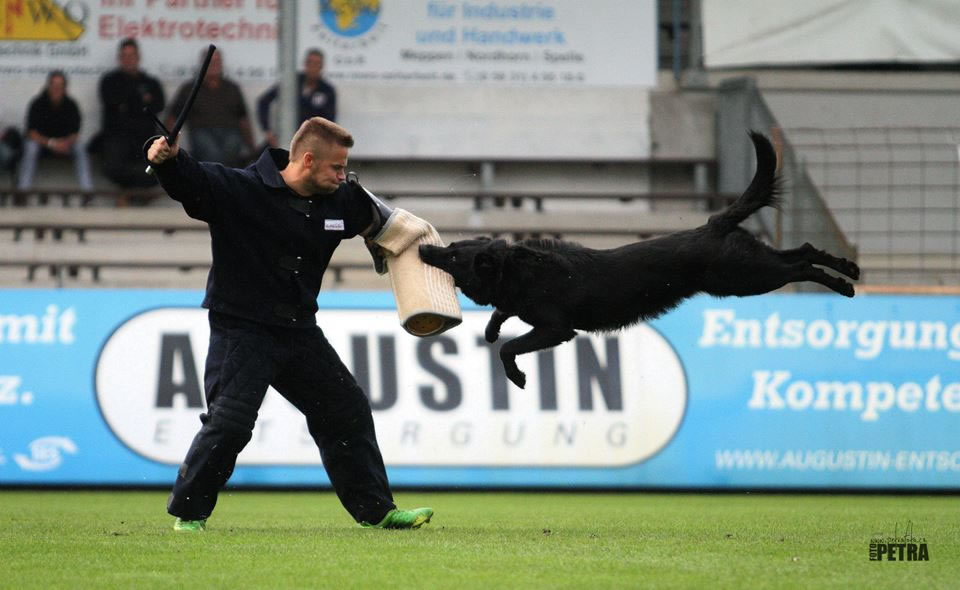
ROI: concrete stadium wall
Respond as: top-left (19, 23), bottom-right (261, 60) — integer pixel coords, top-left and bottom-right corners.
top-left (1, 79), bottom-right (653, 162)
top-left (743, 71), bottom-right (960, 130)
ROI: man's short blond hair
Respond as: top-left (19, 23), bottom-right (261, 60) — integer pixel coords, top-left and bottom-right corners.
top-left (289, 117), bottom-right (354, 159)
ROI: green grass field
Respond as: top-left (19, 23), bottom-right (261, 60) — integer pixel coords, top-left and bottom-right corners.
top-left (1, 491), bottom-right (956, 589)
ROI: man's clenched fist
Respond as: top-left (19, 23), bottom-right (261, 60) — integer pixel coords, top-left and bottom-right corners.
top-left (147, 135), bottom-right (180, 165)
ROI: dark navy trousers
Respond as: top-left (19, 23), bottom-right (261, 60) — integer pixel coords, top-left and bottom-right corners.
top-left (167, 311), bottom-right (396, 523)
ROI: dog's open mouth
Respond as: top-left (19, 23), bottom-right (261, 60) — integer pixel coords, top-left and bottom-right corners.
top-left (418, 244), bottom-right (443, 266)
top-left (419, 244), bottom-right (460, 273)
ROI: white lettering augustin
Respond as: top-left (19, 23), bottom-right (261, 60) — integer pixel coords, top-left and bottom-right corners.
top-left (95, 308), bottom-right (688, 467)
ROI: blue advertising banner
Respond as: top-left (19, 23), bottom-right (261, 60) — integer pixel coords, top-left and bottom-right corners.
top-left (1, 289), bottom-right (958, 489)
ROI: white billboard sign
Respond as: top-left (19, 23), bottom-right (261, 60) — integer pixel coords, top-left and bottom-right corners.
top-left (95, 308), bottom-right (687, 467)
top-left (0, 0), bottom-right (279, 82)
top-left (300, 0), bottom-right (657, 87)
top-left (0, 1), bottom-right (656, 87)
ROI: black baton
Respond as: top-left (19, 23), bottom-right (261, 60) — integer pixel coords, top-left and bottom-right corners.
top-left (146, 43), bottom-right (217, 174)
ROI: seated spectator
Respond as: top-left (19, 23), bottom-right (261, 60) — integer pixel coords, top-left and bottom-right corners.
top-left (166, 49), bottom-right (255, 167)
top-left (257, 48), bottom-right (336, 147)
top-left (18, 70), bottom-right (93, 191)
top-left (97, 38), bottom-right (164, 190)
top-left (0, 126), bottom-right (22, 176)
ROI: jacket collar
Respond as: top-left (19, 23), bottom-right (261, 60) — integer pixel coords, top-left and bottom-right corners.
top-left (255, 148), bottom-right (292, 189)
top-left (255, 147), bottom-right (347, 202)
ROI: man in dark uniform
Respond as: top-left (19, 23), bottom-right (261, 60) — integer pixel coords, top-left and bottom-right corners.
top-left (145, 117), bottom-right (433, 532)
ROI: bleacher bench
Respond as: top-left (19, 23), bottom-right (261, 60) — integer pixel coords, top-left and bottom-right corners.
top-left (0, 189), bottom-right (729, 286)
top-left (0, 206), bottom-right (708, 239)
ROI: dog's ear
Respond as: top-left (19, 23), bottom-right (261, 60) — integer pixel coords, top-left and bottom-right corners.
top-left (474, 246), bottom-right (505, 283)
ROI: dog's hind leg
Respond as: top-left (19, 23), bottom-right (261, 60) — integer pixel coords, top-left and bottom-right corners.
top-left (788, 262), bottom-right (856, 297)
top-left (484, 309), bottom-right (513, 343)
top-left (709, 261), bottom-right (854, 298)
top-left (499, 327), bottom-right (577, 389)
top-left (778, 242), bottom-right (860, 280)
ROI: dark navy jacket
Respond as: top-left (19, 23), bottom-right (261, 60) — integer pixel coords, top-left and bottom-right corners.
top-left (153, 148), bottom-right (372, 327)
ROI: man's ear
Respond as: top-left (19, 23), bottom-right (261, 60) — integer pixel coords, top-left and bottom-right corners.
top-left (474, 250), bottom-right (503, 283)
top-left (301, 151), bottom-right (314, 168)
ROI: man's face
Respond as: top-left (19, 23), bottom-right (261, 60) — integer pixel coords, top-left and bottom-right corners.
top-left (119, 45), bottom-right (140, 74)
top-left (309, 143), bottom-right (348, 194)
top-left (304, 53), bottom-right (324, 81)
top-left (47, 75), bottom-right (66, 104)
top-left (205, 52), bottom-right (223, 82)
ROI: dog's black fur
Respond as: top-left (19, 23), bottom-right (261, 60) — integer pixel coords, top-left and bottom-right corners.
top-left (419, 133), bottom-right (859, 389)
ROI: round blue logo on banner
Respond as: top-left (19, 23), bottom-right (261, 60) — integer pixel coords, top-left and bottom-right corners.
top-left (319, 0), bottom-right (381, 37)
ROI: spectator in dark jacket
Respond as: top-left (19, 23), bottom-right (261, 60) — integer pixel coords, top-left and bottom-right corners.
top-left (166, 49), bottom-right (255, 167)
top-left (18, 70), bottom-right (93, 191)
top-left (97, 37), bottom-right (165, 189)
top-left (256, 48), bottom-right (336, 148)
top-left (0, 127), bottom-right (20, 175)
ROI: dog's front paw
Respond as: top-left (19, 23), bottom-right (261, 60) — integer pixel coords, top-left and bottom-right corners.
top-left (484, 325), bottom-right (500, 343)
top-left (505, 367), bottom-right (527, 389)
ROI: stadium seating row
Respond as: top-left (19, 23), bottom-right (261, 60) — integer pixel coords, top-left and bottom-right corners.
top-left (0, 192), bottom-right (726, 288)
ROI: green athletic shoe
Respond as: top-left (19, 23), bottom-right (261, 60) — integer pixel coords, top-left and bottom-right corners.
top-left (173, 518), bottom-right (206, 532)
top-left (360, 507), bottom-right (434, 529)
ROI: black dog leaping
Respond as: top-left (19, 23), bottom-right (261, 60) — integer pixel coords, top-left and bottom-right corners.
top-left (419, 132), bottom-right (860, 389)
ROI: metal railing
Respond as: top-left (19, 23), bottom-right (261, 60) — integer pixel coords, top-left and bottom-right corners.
top-left (716, 78), bottom-right (859, 292)
top-left (776, 132), bottom-right (860, 281)
top-left (786, 126), bottom-right (960, 285)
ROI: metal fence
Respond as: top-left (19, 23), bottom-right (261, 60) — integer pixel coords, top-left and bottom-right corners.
top-left (776, 137), bottom-right (860, 286)
top-left (786, 127), bottom-right (960, 285)
top-left (716, 78), bottom-right (859, 292)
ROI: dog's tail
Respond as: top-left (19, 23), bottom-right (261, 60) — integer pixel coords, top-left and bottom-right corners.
top-left (707, 131), bottom-right (782, 232)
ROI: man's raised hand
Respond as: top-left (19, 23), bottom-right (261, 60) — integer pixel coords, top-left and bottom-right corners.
top-left (147, 135), bottom-right (180, 166)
